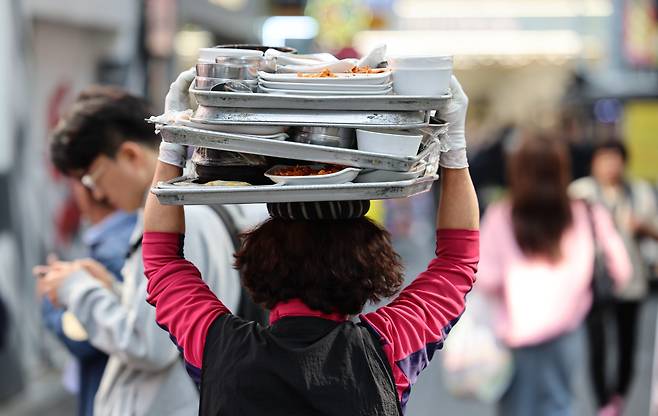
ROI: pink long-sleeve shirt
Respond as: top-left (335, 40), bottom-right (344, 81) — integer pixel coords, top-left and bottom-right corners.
top-left (477, 201), bottom-right (632, 347)
top-left (142, 229), bottom-right (479, 411)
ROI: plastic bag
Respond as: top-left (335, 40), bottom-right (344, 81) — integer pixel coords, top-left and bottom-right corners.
top-left (441, 291), bottom-right (513, 403)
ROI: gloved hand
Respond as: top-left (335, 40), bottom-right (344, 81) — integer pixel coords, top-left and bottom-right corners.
top-left (165, 67), bottom-right (196, 113)
top-left (158, 68), bottom-right (196, 167)
top-left (436, 76), bottom-right (469, 169)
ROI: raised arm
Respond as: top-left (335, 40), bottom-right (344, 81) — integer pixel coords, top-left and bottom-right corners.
top-left (143, 68), bottom-right (230, 381)
top-left (360, 77), bottom-right (479, 408)
top-left (144, 67), bottom-right (197, 235)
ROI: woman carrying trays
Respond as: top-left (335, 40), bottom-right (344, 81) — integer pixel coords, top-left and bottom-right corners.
top-left (143, 73), bottom-right (479, 415)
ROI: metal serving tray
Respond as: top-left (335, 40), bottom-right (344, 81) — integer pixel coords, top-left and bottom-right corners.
top-left (190, 88), bottom-right (450, 111)
top-left (191, 106), bottom-right (430, 129)
top-left (160, 124), bottom-right (446, 172)
top-left (152, 173), bottom-right (438, 205)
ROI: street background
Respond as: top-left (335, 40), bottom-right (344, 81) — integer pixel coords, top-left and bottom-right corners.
top-left (1, 0), bottom-right (657, 415)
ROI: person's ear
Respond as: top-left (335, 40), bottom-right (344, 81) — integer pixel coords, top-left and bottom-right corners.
top-left (116, 141), bottom-right (143, 165)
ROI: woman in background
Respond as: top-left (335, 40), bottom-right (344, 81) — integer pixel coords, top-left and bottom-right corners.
top-left (477, 133), bottom-right (632, 416)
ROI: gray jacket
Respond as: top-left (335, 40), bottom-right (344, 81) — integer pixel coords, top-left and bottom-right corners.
top-left (58, 205), bottom-right (246, 416)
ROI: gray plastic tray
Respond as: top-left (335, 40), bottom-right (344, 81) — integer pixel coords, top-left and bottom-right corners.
top-left (152, 173), bottom-right (438, 205)
top-left (190, 88), bottom-right (450, 111)
top-left (160, 124), bottom-right (445, 172)
top-left (191, 106), bottom-right (430, 129)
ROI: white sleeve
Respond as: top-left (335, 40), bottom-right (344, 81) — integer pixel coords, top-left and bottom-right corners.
top-left (568, 177), bottom-right (597, 201)
top-left (183, 206), bottom-right (241, 313)
top-left (58, 266), bottom-right (180, 371)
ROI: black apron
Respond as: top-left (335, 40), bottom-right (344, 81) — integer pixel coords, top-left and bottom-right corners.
top-left (199, 314), bottom-right (401, 416)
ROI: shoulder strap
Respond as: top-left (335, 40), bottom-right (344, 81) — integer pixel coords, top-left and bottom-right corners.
top-left (582, 201), bottom-right (598, 244)
top-left (208, 205), bottom-right (268, 325)
top-left (622, 180), bottom-right (637, 210)
top-left (360, 323), bottom-right (404, 416)
top-left (210, 205), bottom-right (241, 254)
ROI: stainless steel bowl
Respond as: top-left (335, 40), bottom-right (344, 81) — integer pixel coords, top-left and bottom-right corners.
top-left (197, 59), bottom-right (261, 81)
top-left (292, 127), bottom-right (355, 149)
top-left (194, 77), bottom-right (258, 92)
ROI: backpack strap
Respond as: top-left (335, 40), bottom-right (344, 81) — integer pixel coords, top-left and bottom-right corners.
top-left (208, 205), bottom-right (268, 325)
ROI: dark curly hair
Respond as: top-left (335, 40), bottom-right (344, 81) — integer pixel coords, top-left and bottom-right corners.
top-left (234, 217), bottom-right (405, 315)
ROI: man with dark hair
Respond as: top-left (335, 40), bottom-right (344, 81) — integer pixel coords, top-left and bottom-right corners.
top-left (35, 84), bottom-right (247, 416)
top-left (570, 139), bottom-right (658, 415)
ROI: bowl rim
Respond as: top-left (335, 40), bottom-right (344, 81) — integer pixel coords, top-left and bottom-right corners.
top-left (391, 66), bottom-right (453, 71)
top-left (388, 54), bottom-right (453, 61)
top-left (356, 129), bottom-right (423, 139)
top-left (199, 47), bottom-right (264, 57)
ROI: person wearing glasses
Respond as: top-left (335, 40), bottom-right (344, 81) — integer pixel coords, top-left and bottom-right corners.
top-left (34, 85), bottom-right (247, 416)
top-left (38, 180), bottom-right (136, 416)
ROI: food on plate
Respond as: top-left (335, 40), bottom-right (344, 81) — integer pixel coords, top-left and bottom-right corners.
top-left (297, 68), bottom-right (337, 78)
top-left (273, 165), bottom-right (344, 176)
top-left (296, 66), bottom-right (388, 78)
top-left (350, 66), bottom-right (388, 74)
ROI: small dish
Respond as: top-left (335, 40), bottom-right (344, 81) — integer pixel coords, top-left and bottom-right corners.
top-left (355, 162), bottom-right (426, 183)
top-left (391, 67), bottom-right (452, 96)
top-left (258, 70), bottom-right (391, 85)
top-left (258, 85), bottom-right (392, 96)
top-left (259, 79), bottom-right (394, 91)
top-left (265, 165), bottom-right (361, 185)
top-left (356, 129), bottom-right (423, 157)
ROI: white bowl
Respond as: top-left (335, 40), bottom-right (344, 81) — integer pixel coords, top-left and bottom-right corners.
top-left (265, 165), bottom-right (361, 185)
top-left (198, 48), bottom-right (263, 63)
top-left (392, 67), bottom-right (452, 96)
top-left (356, 129), bottom-right (423, 157)
top-left (388, 55), bottom-right (453, 69)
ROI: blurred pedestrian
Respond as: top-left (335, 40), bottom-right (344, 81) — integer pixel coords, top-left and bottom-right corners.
top-left (34, 85), bottom-right (248, 416)
top-left (570, 140), bottom-right (658, 415)
top-left (39, 181), bottom-right (136, 416)
top-left (478, 133), bottom-right (632, 416)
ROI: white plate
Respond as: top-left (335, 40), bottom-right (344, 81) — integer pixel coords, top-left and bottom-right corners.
top-left (180, 120), bottom-right (287, 136)
top-left (265, 165), bottom-right (361, 185)
top-left (258, 85), bottom-right (392, 96)
top-left (258, 70), bottom-right (391, 85)
top-left (259, 79), bottom-right (393, 91)
top-left (354, 162), bottom-right (426, 183)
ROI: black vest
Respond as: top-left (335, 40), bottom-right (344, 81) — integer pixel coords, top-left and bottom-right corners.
top-left (200, 314), bottom-right (401, 416)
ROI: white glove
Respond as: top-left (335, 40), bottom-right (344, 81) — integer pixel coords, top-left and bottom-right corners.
top-left (436, 76), bottom-right (469, 169)
top-left (165, 67), bottom-right (196, 113)
top-left (158, 68), bottom-right (196, 168)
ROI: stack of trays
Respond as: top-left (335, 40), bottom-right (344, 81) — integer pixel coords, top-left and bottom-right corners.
top-left (152, 79), bottom-right (450, 205)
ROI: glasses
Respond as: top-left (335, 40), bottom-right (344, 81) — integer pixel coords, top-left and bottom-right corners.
top-left (81, 161), bottom-right (108, 191)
